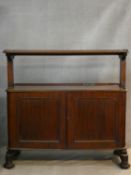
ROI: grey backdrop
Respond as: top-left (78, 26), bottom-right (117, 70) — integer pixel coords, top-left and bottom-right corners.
top-left (0, 0), bottom-right (131, 147)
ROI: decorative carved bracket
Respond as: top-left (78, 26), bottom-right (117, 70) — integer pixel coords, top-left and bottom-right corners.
top-left (119, 54), bottom-right (127, 61)
top-left (7, 55), bottom-right (15, 61)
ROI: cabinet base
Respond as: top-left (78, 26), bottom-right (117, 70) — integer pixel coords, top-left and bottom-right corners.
top-left (3, 149), bottom-right (130, 169)
top-left (113, 148), bottom-right (130, 169)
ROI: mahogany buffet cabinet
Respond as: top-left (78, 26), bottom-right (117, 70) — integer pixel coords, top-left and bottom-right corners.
top-left (3, 49), bottom-right (130, 169)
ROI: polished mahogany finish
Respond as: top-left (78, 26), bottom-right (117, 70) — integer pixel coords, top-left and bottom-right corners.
top-left (3, 50), bottom-right (129, 169)
top-left (8, 92), bottom-right (66, 149)
top-left (67, 91), bottom-right (126, 149)
top-left (3, 49), bottom-right (128, 56)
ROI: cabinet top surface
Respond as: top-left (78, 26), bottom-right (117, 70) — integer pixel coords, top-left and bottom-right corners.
top-left (7, 84), bottom-right (126, 92)
top-left (3, 49), bottom-right (128, 56)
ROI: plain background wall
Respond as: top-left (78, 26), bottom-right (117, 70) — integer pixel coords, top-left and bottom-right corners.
top-left (0, 0), bottom-right (131, 147)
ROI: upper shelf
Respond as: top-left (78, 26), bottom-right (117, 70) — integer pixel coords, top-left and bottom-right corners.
top-left (3, 49), bottom-right (128, 56)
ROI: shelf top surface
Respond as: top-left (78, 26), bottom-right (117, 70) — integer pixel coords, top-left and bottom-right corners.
top-left (7, 84), bottom-right (126, 92)
top-left (3, 49), bottom-right (128, 56)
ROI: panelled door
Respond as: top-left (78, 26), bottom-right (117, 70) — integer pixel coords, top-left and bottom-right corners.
top-left (67, 91), bottom-right (126, 149)
top-left (8, 92), bottom-right (66, 149)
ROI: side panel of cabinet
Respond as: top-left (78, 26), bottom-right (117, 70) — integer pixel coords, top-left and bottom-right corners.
top-left (7, 92), bottom-right (66, 149)
top-left (67, 91), bottom-right (126, 149)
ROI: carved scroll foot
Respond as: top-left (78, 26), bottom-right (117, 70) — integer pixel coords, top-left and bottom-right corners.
top-left (3, 150), bottom-right (21, 169)
top-left (114, 148), bottom-right (130, 169)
